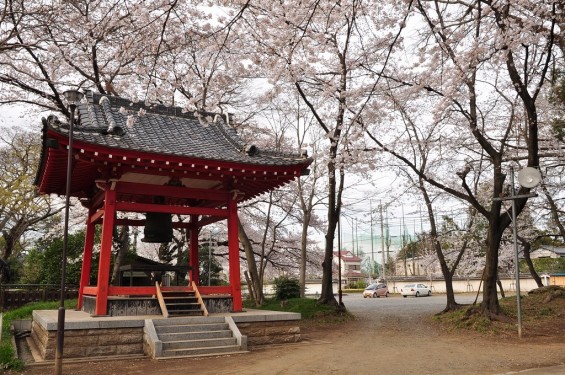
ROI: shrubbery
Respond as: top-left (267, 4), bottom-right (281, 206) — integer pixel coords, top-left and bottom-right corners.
top-left (347, 281), bottom-right (367, 289)
top-left (272, 276), bottom-right (301, 300)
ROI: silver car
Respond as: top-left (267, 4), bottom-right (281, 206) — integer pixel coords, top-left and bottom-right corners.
top-left (400, 283), bottom-right (432, 297)
top-left (363, 283), bottom-right (389, 298)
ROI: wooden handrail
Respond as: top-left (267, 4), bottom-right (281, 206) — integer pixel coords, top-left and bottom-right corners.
top-left (155, 282), bottom-right (169, 318)
top-left (191, 282), bottom-right (209, 317)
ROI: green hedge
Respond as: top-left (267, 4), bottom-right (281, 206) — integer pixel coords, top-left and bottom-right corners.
top-left (521, 258), bottom-right (565, 274)
top-left (272, 276), bottom-right (301, 300)
top-left (1, 299), bottom-right (77, 370)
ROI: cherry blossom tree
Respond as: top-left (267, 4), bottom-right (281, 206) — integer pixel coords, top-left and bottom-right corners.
top-left (0, 1), bottom-right (249, 113)
top-left (3, 1), bottom-right (564, 320)
top-left (365, 0), bottom-right (561, 318)
top-left (232, 0), bottom-right (409, 308)
top-left (255, 93), bottom-right (327, 297)
top-left (0, 128), bottom-right (64, 281)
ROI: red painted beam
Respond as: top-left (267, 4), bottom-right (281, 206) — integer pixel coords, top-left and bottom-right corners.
top-left (189, 220), bottom-right (199, 285)
top-left (108, 286), bottom-right (157, 295)
top-left (115, 218), bottom-right (191, 229)
top-left (85, 285), bottom-right (232, 297)
top-left (160, 286), bottom-right (193, 292)
top-left (95, 188), bottom-right (116, 315)
top-left (228, 198), bottom-right (243, 312)
top-left (116, 201), bottom-right (228, 217)
top-left (89, 208), bottom-right (105, 224)
top-left (198, 286), bottom-right (232, 295)
top-left (77, 208), bottom-right (96, 309)
top-left (116, 181), bottom-right (230, 201)
top-left (82, 286), bottom-right (97, 295)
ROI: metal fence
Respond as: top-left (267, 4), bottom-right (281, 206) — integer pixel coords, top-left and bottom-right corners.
top-left (0, 284), bottom-right (78, 311)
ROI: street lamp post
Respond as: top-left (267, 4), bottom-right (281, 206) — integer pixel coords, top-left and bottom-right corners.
top-left (494, 166), bottom-right (541, 339)
top-left (509, 168), bottom-right (523, 339)
top-left (337, 214), bottom-right (342, 306)
top-left (54, 90), bottom-right (84, 375)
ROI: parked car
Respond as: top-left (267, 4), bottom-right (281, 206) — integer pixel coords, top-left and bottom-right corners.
top-left (363, 283), bottom-right (389, 298)
top-left (400, 283), bottom-right (432, 297)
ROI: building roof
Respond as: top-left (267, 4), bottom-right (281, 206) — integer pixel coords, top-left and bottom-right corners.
top-left (529, 246), bottom-right (565, 259)
top-left (71, 92), bottom-right (306, 166)
top-left (333, 251), bottom-right (362, 263)
top-left (35, 91), bottom-right (312, 205)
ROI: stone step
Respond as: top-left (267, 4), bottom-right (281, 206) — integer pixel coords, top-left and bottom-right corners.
top-left (151, 317), bottom-right (245, 359)
top-left (162, 337), bottom-right (237, 350)
top-left (153, 316), bottom-right (225, 326)
top-left (162, 344), bottom-right (242, 358)
top-left (161, 291), bottom-right (196, 297)
top-left (155, 322), bottom-right (229, 334)
top-left (159, 329), bottom-right (233, 342)
top-left (168, 310), bottom-right (204, 317)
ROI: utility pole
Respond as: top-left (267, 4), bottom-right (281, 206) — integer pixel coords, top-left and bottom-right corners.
top-left (351, 217), bottom-right (355, 256)
top-left (380, 203), bottom-right (385, 281)
top-left (401, 204), bottom-right (405, 275)
top-left (370, 201), bottom-right (374, 278)
top-left (385, 210), bottom-right (391, 272)
top-left (355, 218), bottom-right (359, 256)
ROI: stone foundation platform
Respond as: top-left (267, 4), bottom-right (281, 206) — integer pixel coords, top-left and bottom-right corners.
top-left (27, 309), bottom-right (301, 362)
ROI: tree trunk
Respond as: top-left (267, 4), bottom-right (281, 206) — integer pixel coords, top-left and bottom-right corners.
top-left (1, 231), bottom-right (15, 262)
top-left (299, 211), bottom-right (311, 298)
top-left (543, 186), bottom-right (565, 240)
top-left (318, 160), bottom-right (341, 308)
top-left (442, 272), bottom-right (459, 311)
top-left (419, 180), bottom-right (460, 312)
top-left (319, 224), bottom-right (338, 306)
top-left (496, 278), bottom-right (505, 298)
top-left (0, 257), bottom-right (10, 283)
top-left (518, 236), bottom-right (543, 288)
top-left (480, 216), bottom-right (505, 316)
top-left (110, 226), bottom-right (129, 286)
top-left (244, 271), bottom-right (255, 302)
top-left (238, 219), bottom-right (264, 306)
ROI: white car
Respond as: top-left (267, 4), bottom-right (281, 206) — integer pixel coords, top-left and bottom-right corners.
top-left (400, 283), bottom-right (432, 297)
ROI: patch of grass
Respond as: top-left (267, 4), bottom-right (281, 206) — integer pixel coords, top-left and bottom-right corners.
top-left (1, 299), bottom-right (77, 371)
top-left (434, 287), bottom-right (565, 337)
top-left (538, 307), bottom-right (553, 317)
top-left (434, 307), bottom-right (502, 335)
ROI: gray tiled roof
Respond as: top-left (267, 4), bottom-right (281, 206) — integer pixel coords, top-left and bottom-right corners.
top-left (61, 91), bottom-right (307, 166)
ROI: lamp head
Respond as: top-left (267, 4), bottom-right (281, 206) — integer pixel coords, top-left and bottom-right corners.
top-left (517, 167), bottom-right (542, 188)
top-left (63, 90), bottom-right (84, 105)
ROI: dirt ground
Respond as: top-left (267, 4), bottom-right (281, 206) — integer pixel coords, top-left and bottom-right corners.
top-left (16, 300), bottom-right (565, 375)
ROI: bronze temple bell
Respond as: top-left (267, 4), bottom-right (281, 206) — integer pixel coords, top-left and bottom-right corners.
top-left (142, 196), bottom-right (173, 243)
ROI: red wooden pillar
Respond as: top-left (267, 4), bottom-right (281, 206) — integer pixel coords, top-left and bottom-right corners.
top-left (189, 215), bottom-right (200, 285)
top-left (77, 207), bottom-right (96, 310)
top-left (228, 197), bottom-right (242, 312)
top-left (95, 188), bottom-right (116, 316)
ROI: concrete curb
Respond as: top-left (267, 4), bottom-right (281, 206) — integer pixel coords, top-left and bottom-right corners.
top-left (225, 316), bottom-right (247, 351)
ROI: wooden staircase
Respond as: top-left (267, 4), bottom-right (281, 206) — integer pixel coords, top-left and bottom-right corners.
top-left (156, 282), bottom-right (208, 318)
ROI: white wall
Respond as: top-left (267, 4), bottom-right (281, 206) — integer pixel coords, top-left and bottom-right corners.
top-left (244, 276), bottom-right (560, 297)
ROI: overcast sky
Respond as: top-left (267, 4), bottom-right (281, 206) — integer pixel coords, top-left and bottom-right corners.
top-left (0, 104), bottom-right (44, 131)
